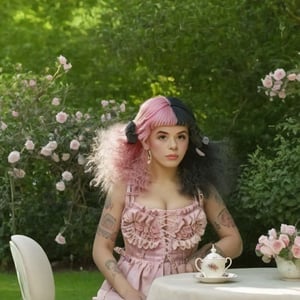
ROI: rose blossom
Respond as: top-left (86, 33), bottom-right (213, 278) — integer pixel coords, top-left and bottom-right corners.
top-left (280, 224), bottom-right (296, 235)
top-left (63, 63), bottom-right (72, 71)
top-left (8, 151), bottom-right (20, 163)
top-left (45, 74), bottom-right (53, 81)
top-left (278, 234), bottom-right (290, 247)
top-left (268, 228), bottom-right (277, 239)
top-left (12, 111), bottom-right (19, 117)
top-left (56, 111), bottom-right (68, 124)
top-left (270, 239), bottom-right (285, 255)
top-left (52, 97), bottom-right (60, 106)
top-left (46, 141), bottom-right (58, 151)
top-left (62, 171), bottom-right (73, 182)
top-left (70, 139), bottom-right (80, 150)
top-left (55, 232), bottom-right (66, 245)
top-left (61, 153), bottom-right (70, 161)
top-left (40, 147), bottom-right (52, 157)
top-left (101, 100), bottom-right (109, 107)
top-left (296, 74), bottom-right (300, 81)
top-left (287, 73), bottom-right (296, 81)
top-left (58, 55), bottom-right (67, 65)
top-left (13, 168), bottom-right (26, 178)
top-left (272, 68), bottom-right (286, 81)
top-left (278, 90), bottom-right (286, 99)
top-left (291, 245), bottom-right (300, 259)
top-left (294, 236), bottom-right (300, 247)
top-left (25, 140), bottom-right (35, 150)
top-left (75, 111), bottom-right (83, 120)
top-left (29, 79), bottom-right (36, 87)
top-left (56, 180), bottom-right (65, 191)
top-left (261, 75), bottom-right (273, 88)
top-left (51, 152), bottom-right (60, 162)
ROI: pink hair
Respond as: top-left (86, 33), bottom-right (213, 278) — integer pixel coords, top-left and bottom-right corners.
top-left (88, 96), bottom-right (179, 193)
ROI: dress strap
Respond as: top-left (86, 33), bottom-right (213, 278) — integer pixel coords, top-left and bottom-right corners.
top-left (125, 184), bottom-right (136, 206)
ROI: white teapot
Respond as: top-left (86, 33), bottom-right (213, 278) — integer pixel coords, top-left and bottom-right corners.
top-left (195, 244), bottom-right (232, 277)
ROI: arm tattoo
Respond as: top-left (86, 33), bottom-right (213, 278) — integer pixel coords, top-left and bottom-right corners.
top-left (215, 208), bottom-right (236, 229)
top-left (97, 213), bottom-right (118, 240)
top-left (105, 259), bottom-right (121, 279)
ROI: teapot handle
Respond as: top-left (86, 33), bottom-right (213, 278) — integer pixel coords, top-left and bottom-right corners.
top-left (194, 257), bottom-right (203, 272)
top-left (224, 257), bottom-right (232, 271)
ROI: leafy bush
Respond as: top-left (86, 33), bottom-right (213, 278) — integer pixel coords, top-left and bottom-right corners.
top-left (0, 56), bottom-right (127, 269)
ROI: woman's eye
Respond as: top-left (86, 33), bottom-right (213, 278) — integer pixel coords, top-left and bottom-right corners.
top-left (178, 134), bottom-right (187, 140)
top-left (158, 135), bottom-right (167, 140)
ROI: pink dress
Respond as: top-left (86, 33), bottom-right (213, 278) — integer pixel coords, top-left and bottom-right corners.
top-left (93, 188), bottom-right (207, 299)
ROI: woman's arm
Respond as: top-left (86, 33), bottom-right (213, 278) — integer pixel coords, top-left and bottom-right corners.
top-left (92, 182), bottom-right (146, 300)
top-left (186, 187), bottom-right (242, 271)
top-left (203, 186), bottom-right (243, 258)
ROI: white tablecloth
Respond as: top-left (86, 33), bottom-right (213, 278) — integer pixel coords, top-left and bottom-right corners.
top-left (147, 268), bottom-right (300, 300)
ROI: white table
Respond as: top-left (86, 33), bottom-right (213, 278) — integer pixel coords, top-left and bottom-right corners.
top-left (147, 268), bottom-right (300, 300)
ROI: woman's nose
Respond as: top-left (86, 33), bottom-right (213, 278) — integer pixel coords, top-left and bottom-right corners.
top-left (168, 138), bottom-right (178, 149)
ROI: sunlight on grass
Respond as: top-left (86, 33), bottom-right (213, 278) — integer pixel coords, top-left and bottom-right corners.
top-left (0, 270), bottom-right (104, 300)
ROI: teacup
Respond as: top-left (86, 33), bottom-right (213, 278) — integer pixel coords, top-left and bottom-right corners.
top-left (194, 245), bottom-right (232, 277)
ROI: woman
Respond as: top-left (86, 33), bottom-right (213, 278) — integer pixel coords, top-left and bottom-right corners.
top-left (88, 95), bottom-right (242, 300)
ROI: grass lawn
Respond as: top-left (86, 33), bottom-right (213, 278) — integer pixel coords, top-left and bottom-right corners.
top-left (0, 270), bottom-right (104, 300)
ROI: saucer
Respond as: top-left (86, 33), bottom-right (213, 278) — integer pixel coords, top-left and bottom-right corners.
top-left (194, 272), bottom-right (238, 283)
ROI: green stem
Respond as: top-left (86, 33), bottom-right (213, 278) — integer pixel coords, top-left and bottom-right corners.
top-left (9, 175), bottom-right (16, 234)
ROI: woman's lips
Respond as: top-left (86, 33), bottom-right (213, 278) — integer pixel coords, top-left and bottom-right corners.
top-left (166, 154), bottom-right (178, 160)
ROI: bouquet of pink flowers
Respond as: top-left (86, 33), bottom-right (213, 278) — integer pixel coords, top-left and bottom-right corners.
top-left (256, 224), bottom-right (300, 263)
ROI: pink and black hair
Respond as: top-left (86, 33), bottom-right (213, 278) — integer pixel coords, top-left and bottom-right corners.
top-left (88, 95), bottom-right (220, 197)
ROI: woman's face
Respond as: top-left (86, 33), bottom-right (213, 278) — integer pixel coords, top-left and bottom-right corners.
top-left (145, 125), bottom-right (189, 168)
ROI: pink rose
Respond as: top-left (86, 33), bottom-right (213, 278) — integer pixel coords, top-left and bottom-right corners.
top-left (62, 171), bottom-right (73, 182)
top-left (40, 147), bottom-right (52, 157)
top-left (261, 75), bottom-right (273, 88)
top-left (63, 63), bottom-right (72, 71)
top-left (52, 97), bottom-right (60, 106)
top-left (296, 74), bottom-right (300, 81)
top-left (77, 154), bottom-right (86, 165)
top-left (12, 111), bottom-right (19, 117)
top-left (70, 139), bottom-right (80, 151)
top-left (46, 141), bottom-right (58, 151)
top-left (278, 234), bottom-right (290, 247)
top-left (278, 90), bottom-right (286, 99)
top-left (51, 152), bottom-right (60, 162)
top-left (25, 140), bottom-right (35, 150)
top-left (272, 68), bottom-right (286, 81)
top-left (29, 79), bottom-right (36, 87)
top-left (280, 224), bottom-right (296, 235)
top-left (287, 73), bottom-right (296, 81)
top-left (45, 74), bottom-right (53, 81)
top-left (294, 236), bottom-right (300, 247)
top-left (56, 181), bottom-right (65, 191)
top-left (270, 239), bottom-right (285, 255)
top-left (268, 228), bottom-right (277, 239)
top-left (61, 153), bottom-right (70, 161)
top-left (55, 233), bottom-right (66, 245)
top-left (56, 111), bottom-right (68, 124)
top-left (75, 111), bottom-right (83, 120)
top-left (58, 55), bottom-right (67, 65)
top-left (8, 151), bottom-right (20, 163)
top-left (101, 100), bottom-right (109, 107)
top-left (13, 168), bottom-right (26, 178)
top-left (291, 245), bottom-right (300, 259)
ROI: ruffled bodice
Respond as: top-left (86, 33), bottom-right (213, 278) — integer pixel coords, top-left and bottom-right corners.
top-left (93, 189), bottom-right (207, 300)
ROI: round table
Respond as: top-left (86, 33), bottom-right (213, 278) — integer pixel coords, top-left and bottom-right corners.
top-left (147, 268), bottom-right (300, 300)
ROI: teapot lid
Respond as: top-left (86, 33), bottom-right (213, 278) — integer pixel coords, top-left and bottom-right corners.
top-left (204, 244), bottom-right (224, 260)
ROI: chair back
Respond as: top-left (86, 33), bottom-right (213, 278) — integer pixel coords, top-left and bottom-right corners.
top-left (9, 234), bottom-right (55, 300)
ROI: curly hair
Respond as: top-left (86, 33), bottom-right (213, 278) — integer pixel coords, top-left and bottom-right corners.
top-left (87, 95), bottom-right (222, 198)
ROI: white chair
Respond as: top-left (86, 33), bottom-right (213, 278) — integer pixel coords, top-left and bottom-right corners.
top-left (9, 234), bottom-right (55, 300)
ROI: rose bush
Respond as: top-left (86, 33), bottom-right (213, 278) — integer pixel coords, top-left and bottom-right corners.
top-left (260, 67), bottom-right (300, 101)
top-left (0, 56), bottom-right (127, 263)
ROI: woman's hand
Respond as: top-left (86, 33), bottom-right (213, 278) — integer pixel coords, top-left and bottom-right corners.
top-left (123, 288), bottom-right (146, 300)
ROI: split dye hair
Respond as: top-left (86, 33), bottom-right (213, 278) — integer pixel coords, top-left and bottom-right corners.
top-left (87, 95), bottom-right (221, 198)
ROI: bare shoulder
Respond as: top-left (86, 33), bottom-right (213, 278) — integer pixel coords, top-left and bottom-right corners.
top-left (104, 180), bottom-right (127, 210)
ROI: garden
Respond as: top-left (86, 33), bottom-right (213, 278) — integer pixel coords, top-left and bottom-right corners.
top-left (0, 0), bottom-right (299, 298)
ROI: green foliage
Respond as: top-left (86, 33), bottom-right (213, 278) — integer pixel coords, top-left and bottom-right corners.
top-left (232, 116), bottom-right (300, 261)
